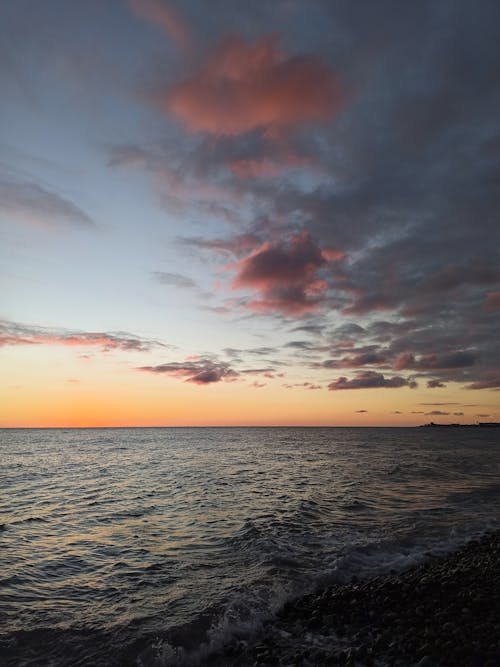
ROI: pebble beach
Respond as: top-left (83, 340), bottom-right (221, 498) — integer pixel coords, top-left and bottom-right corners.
top-left (215, 532), bottom-right (500, 666)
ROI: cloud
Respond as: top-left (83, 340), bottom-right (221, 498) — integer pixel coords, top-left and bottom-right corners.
top-left (283, 381), bottom-right (321, 390)
top-left (284, 340), bottom-right (317, 350)
top-left (427, 379), bottom-right (446, 388)
top-left (394, 351), bottom-right (476, 371)
top-left (426, 263), bottom-right (500, 293)
top-left (240, 367), bottom-right (275, 375)
top-left (418, 403), bottom-right (460, 406)
top-left (328, 371), bottom-right (417, 391)
top-left (153, 271), bottom-right (197, 289)
top-left (0, 320), bottom-right (166, 352)
top-left (179, 233), bottom-right (261, 258)
top-left (291, 324), bottom-right (326, 336)
top-left (129, 0), bottom-right (188, 49)
top-left (0, 179), bottom-right (94, 229)
top-left (107, 144), bottom-right (152, 168)
top-left (8, 0), bottom-right (500, 400)
top-left (230, 231), bottom-right (343, 315)
top-left (355, 409), bottom-right (368, 413)
top-left (139, 358), bottom-right (237, 384)
top-left (320, 350), bottom-right (388, 368)
top-left (485, 292), bottom-right (500, 311)
top-left (466, 375), bottom-right (500, 390)
top-left (165, 34), bottom-right (342, 136)
top-left (228, 151), bottom-right (313, 179)
top-left (425, 410), bottom-right (450, 416)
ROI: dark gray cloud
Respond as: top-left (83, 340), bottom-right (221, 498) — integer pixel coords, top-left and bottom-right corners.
top-left (290, 323), bottom-right (326, 336)
top-left (240, 367), bottom-right (275, 375)
top-left (139, 358), bottom-right (238, 384)
top-left (328, 371), bottom-right (417, 391)
top-left (284, 340), bottom-right (318, 350)
top-left (427, 379), bottom-right (446, 388)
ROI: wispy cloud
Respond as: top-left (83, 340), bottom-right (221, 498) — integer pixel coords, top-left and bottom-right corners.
top-left (152, 271), bottom-right (198, 289)
top-left (0, 179), bottom-right (94, 230)
top-left (0, 320), bottom-right (167, 353)
top-left (178, 233), bottom-right (261, 258)
top-left (466, 375), bottom-right (500, 390)
top-left (128, 0), bottom-right (189, 50)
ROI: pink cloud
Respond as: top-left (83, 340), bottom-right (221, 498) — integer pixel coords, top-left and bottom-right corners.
top-left (0, 321), bottom-right (163, 353)
top-left (394, 352), bottom-right (415, 371)
top-left (230, 158), bottom-right (280, 178)
top-left (228, 151), bottom-right (313, 179)
top-left (129, 0), bottom-right (188, 49)
top-left (229, 231), bottom-right (343, 316)
top-left (165, 34), bottom-right (342, 136)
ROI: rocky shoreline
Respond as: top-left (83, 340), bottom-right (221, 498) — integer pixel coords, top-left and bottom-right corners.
top-left (211, 532), bottom-right (500, 666)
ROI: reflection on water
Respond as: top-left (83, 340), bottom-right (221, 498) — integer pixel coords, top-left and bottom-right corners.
top-left (1, 427), bottom-right (499, 665)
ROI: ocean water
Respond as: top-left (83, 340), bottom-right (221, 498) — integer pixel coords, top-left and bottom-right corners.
top-left (1, 427), bottom-right (499, 666)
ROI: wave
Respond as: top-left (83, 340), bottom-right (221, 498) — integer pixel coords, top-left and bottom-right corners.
top-left (135, 522), bottom-right (499, 666)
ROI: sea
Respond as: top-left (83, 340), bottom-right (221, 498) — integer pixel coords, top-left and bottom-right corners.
top-left (1, 427), bottom-right (499, 666)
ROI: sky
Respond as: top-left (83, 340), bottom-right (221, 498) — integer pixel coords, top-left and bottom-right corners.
top-left (1, 0), bottom-right (500, 427)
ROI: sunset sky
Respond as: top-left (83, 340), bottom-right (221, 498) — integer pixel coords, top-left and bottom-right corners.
top-left (1, 0), bottom-right (499, 427)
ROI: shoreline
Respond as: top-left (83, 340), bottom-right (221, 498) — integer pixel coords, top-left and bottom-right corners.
top-left (213, 531), bottom-right (500, 666)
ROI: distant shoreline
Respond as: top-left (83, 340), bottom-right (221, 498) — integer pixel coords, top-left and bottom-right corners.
top-left (419, 421), bottom-right (500, 428)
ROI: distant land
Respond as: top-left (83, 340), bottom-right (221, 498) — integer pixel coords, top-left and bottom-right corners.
top-left (419, 422), bottom-right (500, 428)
